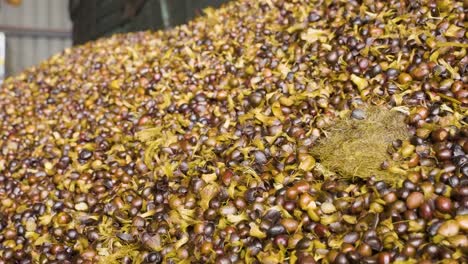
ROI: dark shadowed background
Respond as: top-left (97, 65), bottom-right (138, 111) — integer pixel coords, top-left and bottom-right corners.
top-left (70, 0), bottom-right (230, 45)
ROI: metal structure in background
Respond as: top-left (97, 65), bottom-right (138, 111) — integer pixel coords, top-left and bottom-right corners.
top-left (70, 0), bottom-right (230, 45)
top-left (0, 0), bottom-right (72, 77)
top-left (0, 32), bottom-right (4, 83)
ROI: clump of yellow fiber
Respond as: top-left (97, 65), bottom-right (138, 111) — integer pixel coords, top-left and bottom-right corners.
top-left (311, 106), bottom-right (409, 183)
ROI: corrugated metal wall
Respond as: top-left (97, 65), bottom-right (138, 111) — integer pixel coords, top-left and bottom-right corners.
top-left (0, 0), bottom-right (72, 77)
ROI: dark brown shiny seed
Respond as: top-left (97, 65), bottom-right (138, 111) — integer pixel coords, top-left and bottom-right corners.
top-left (267, 224), bottom-right (286, 237)
top-left (314, 224), bottom-right (329, 238)
top-left (274, 234), bottom-right (288, 247)
top-left (419, 202), bottom-right (433, 220)
top-left (334, 253), bottom-right (349, 264)
top-left (398, 73), bottom-right (413, 84)
top-left (66, 229), bottom-right (78, 240)
top-left (308, 12), bottom-right (321, 22)
top-left (395, 222), bottom-right (408, 234)
top-left (366, 237), bottom-right (382, 251)
top-left (411, 65), bottom-right (430, 80)
top-left (280, 218), bottom-right (299, 233)
top-left (146, 252), bottom-right (162, 263)
top-left (297, 255), bottom-right (316, 264)
top-left (432, 128), bottom-right (448, 142)
top-left (436, 148), bottom-right (452, 160)
top-left (435, 196), bottom-right (453, 213)
top-left (79, 149), bottom-right (93, 160)
top-left (294, 181), bottom-right (310, 193)
top-left (326, 51), bottom-right (338, 64)
top-left (358, 243), bottom-right (372, 257)
top-left (377, 252), bottom-right (392, 264)
top-left (56, 212), bottom-right (72, 225)
top-left (402, 245), bottom-right (416, 257)
top-left (296, 238), bottom-right (312, 250)
top-left (406, 192), bottom-right (424, 209)
top-left (386, 68), bottom-right (399, 79)
top-left (248, 92), bottom-right (263, 107)
top-left (286, 187), bottom-right (299, 200)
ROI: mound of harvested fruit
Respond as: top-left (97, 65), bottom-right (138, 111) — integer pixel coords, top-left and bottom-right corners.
top-left (0, 0), bottom-right (467, 263)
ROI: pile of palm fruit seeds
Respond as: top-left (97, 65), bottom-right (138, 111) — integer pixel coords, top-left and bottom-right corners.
top-left (0, 0), bottom-right (467, 263)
